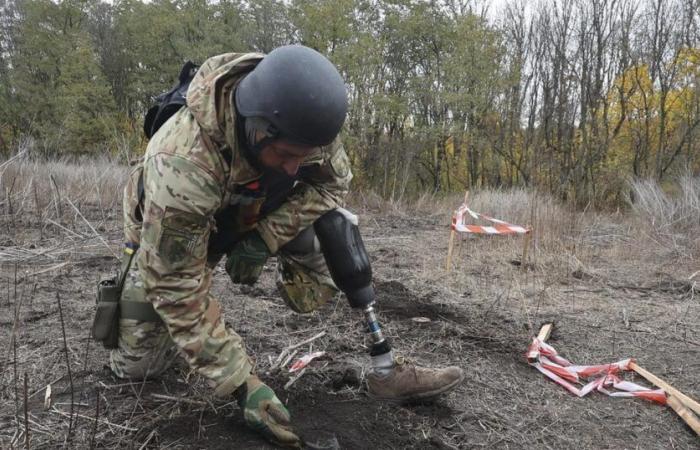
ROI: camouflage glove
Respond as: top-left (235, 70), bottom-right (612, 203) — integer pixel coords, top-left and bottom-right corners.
top-left (225, 231), bottom-right (271, 285)
top-left (234, 374), bottom-right (302, 448)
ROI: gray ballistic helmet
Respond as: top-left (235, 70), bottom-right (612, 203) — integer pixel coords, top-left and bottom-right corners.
top-left (235, 45), bottom-right (348, 147)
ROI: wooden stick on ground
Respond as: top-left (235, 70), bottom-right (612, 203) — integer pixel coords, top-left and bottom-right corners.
top-left (446, 190), bottom-right (469, 271)
top-left (527, 323), bottom-right (554, 363)
top-left (536, 323), bottom-right (553, 342)
top-left (270, 331), bottom-right (326, 372)
top-left (629, 361), bottom-right (700, 416)
top-left (520, 230), bottom-right (532, 271)
top-left (667, 395), bottom-right (700, 436)
top-left (150, 394), bottom-right (206, 406)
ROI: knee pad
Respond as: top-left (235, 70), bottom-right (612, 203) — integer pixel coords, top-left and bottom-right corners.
top-left (276, 257), bottom-right (337, 313)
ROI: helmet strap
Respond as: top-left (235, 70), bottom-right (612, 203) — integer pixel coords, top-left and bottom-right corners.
top-left (239, 116), bottom-right (280, 169)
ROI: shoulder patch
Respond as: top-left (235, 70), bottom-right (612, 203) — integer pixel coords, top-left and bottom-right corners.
top-left (157, 206), bottom-right (210, 262)
top-left (329, 146), bottom-right (350, 179)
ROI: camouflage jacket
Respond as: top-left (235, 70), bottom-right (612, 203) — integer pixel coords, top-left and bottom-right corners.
top-left (120, 52), bottom-right (352, 395)
top-left (124, 52), bottom-right (352, 253)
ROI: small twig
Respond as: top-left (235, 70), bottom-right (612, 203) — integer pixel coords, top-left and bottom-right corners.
top-left (82, 331), bottom-right (92, 375)
top-left (284, 368), bottom-right (307, 390)
top-left (279, 349), bottom-right (300, 372)
top-left (53, 402), bottom-right (90, 407)
top-left (138, 429), bottom-right (158, 450)
top-left (13, 313), bottom-right (19, 435)
top-left (98, 381), bottom-right (149, 390)
top-left (65, 196), bottom-right (118, 259)
top-left (57, 292), bottom-right (75, 443)
top-left (49, 174), bottom-right (63, 219)
top-left (0, 149), bottom-right (27, 172)
top-left (23, 372), bottom-right (29, 449)
top-left (26, 262), bottom-right (69, 277)
top-left (285, 330), bottom-right (327, 352)
top-left (28, 375), bottom-right (64, 400)
top-left (89, 388), bottom-right (100, 450)
top-left (150, 393), bottom-right (207, 406)
top-left (46, 219), bottom-right (84, 239)
top-left (50, 407), bottom-right (137, 432)
top-left (271, 331), bottom-right (327, 371)
top-left (27, 414), bottom-right (52, 433)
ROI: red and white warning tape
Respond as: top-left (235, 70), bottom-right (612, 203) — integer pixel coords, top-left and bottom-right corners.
top-left (527, 338), bottom-right (666, 404)
top-left (289, 351), bottom-right (326, 373)
top-left (452, 204), bottom-right (530, 235)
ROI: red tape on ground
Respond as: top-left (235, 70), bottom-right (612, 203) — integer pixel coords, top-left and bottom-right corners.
top-left (527, 338), bottom-right (666, 405)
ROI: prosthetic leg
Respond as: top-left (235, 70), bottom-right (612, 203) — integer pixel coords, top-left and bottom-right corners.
top-left (314, 208), bottom-right (464, 401)
top-left (314, 208), bottom-right (393, 364)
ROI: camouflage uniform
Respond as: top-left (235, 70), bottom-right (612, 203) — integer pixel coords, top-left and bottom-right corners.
top-left (110, 53), bottom-right (353, 396)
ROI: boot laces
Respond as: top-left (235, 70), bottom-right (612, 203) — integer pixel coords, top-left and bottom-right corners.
top-left (393, 355), bottom-right (421, 382)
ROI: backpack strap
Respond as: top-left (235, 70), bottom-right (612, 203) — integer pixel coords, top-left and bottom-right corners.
top-left (144, 61), bottom-right (199, 139)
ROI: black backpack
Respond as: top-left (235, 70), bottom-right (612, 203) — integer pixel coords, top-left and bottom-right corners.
top-left (143, 61), bottom-right (199, 139)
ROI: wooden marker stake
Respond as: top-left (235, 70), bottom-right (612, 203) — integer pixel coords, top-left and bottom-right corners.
top-left (536, 323), bottom-right (553, 342)
top-left (629, 361), bottom-right (700, 416)
top-left (446, 190), bottom-right (469, 271)
top-left (521, 229), bottom-right (532, 271)
top-left (445, 228), bottom-right (456, 272)
top-left (667, 395), bottom-right (700, 436)
top-left (527, 323), bottom-right (554, 363)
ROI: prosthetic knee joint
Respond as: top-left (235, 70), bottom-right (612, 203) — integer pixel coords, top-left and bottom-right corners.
top-left (314, 208), bottom-right (391, 357)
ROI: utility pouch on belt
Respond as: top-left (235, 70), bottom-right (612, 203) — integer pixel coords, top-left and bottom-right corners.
top-left (92, 277), bottom-right (121, 349)
top-left (91, 245), bottom-right (136, 349)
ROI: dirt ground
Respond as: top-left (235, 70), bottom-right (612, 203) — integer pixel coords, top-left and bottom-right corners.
top-left (1, 188), bottom-right (699, 449)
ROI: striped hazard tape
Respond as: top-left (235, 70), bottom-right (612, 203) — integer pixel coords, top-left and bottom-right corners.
top-left (452, 204), bottom-right (530, 235)
top-left (527, 338), bottom-right (666, 404)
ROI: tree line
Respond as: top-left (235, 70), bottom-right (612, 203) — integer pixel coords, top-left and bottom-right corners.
top-left (1, 0), bottom-right (699, 206)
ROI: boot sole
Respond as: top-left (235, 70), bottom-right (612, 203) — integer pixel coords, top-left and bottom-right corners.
top-left (367, 371), bottom-right (465, 403)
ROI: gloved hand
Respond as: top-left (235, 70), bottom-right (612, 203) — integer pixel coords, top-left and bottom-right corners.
top-left (225, 231), bottom-right (271, 285)
top-left (234, 374), bottom-right (302, 448)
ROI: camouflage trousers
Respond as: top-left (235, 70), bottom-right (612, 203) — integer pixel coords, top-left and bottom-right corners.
top-left (109, 226), bottom-right (338, 381)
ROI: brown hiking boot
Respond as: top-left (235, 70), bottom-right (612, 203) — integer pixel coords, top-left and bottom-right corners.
top-left (366, 357), bottom-right (464, 402)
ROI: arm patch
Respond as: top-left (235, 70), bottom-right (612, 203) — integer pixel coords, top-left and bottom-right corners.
top-left (158, 206), bottom-right (210, 262)
top-left (329, 146), bottom-right (350, 178)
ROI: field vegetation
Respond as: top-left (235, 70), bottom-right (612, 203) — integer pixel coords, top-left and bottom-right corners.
top-left (0, 155), bottom-right (698, 448)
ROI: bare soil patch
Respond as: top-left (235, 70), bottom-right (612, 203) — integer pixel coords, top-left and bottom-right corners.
top-left (1, 185), bottom-right (699, 449)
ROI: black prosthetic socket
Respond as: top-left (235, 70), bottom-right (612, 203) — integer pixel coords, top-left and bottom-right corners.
top-left (314, 210), bottom-right (393, 356)
top-left (314, 210), bottom-right (374, 308)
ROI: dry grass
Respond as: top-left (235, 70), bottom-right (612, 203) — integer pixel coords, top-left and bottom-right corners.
top-left (1, 155), bottom-right (698, 449)
top-left (0, 151), bottom-right (128, 264)
top-left (629, 175), bottom-right (700, 259)
top-left (1, 150), bottom-right (128, 216)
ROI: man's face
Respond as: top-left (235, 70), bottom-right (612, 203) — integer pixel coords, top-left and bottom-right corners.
top-left (258, 139), bottom-right (315, 177)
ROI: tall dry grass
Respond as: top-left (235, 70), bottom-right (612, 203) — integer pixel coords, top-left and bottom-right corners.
top-left (352, 187), bottom-right (579, 250)
top-left (2, 149), bottom-right (697, 266)
top-left (352, 179), bottom-right (699, 284)
top-left (629, 175), bottom-right (700, 258)
top-left (1, 147), bottom-right (129, 225)
top-left (0, 149), bottom-right (129, 263)
top-left (0, 150), bottom-right (129, 216)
